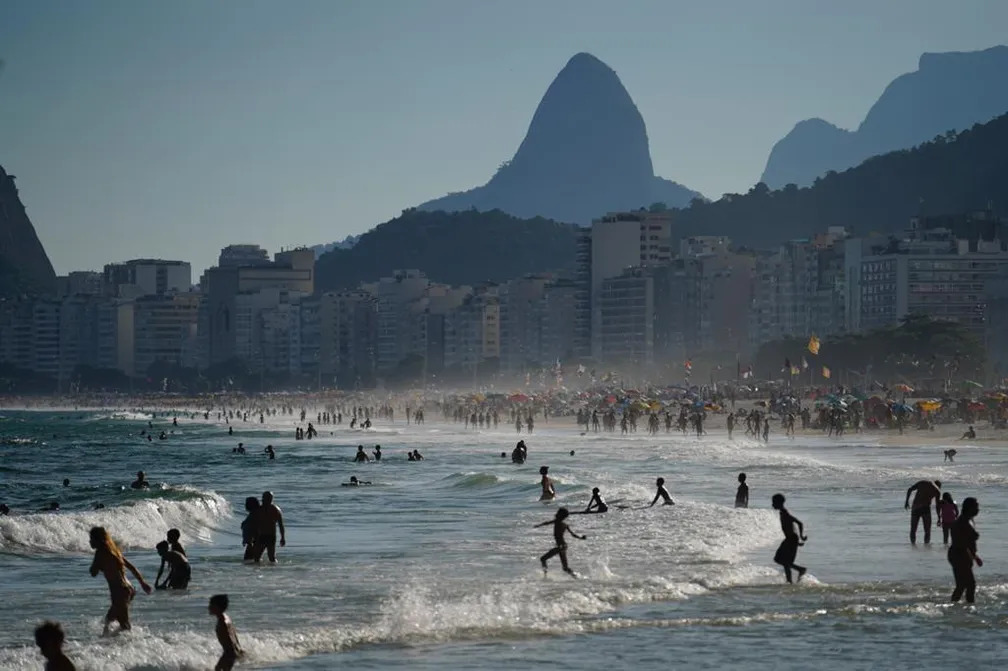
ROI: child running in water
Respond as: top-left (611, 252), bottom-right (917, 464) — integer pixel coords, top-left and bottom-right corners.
top-left (771, 493), bottom-right (807, 584)
top-left (940, 492), bottom-right (959, 545)
top-left (535, 508), bottom-right (586, 576)
top-left (208, 594), bottom-right (243, 671)
top-left (34, 621), bottom-right (76, 671)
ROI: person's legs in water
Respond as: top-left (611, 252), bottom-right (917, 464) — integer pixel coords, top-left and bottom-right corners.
top-left (951, 558), bottom-right (976, 603)
top-left (540, 545), bottom-right (561, 569)
top-left (557, 547), bottom-right (574, 574)
top-left (910, 507), bottom-right (932, 544)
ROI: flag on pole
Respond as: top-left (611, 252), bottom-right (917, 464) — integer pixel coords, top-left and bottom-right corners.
top-left (742, 365), bottom-right (753, 379)
top-left (790, 366), bottom-right (800, 375)
top-left (808, 335), bottom-right (821, 355)
top-left (685, 360), bottom-right (692, 372)
top-left (822, 365), bottom-right (831, 379)
top-left (801, 356), bottom-right (809, 370)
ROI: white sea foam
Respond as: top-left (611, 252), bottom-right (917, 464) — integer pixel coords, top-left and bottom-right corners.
top-left (0, 488), bottom-right (230, 554)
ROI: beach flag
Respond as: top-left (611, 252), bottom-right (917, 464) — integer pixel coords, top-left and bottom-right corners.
top-left (801, 356), bottom-right (809, 370)
top-left (822, 365), bottom-right (831, 379)
top-left (808, 335), bottom-right (821, 355)
top-left (685, 360), bottom-right (692, 372)
top-left (742, 366), bottom-right (753, 379)
top-left (790, 365), bottom-right (800, 376)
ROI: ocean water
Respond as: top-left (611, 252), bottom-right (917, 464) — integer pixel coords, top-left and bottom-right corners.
top-left (1, 408), bottom-right (1006, 670)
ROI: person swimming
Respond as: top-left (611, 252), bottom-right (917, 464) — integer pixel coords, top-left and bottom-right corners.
top-left (411, 449), bottom-right (424, 461)
top-left (130, 471), bottom-right (149, 490)
top-left (539, 466), bottom-right (556, 501)
top-left (511, 440), bottom-right (527, 464)
top-left (535, 507), bottom-right (586, 576)
top-left (342, 476), bottom-right (372, 487)
top-left (649, 477), bottom-right (674, 506)
top-left (585, 487), bottom-right (608, 513)
top-left (354, 445), bottom-right (370, 462)
top-left (265, 445), bottom-right (276, 460)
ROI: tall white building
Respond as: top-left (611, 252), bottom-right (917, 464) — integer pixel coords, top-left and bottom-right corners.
top-left (104, 259), bottom-right (191, 297)
top-left (133, 293), bottom-right (201, 375)
top-left (374, 270), bottom-right (430, 371)
top-left (849, 214), bottom-right (1008, 336)
top-left (589, 211), bottom-right (673, 356)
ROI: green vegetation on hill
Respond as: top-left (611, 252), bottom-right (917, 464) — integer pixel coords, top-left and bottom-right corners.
top-left (315, 209), bottom-right (579, 292)
top-left (672, 112), bottom-right (1008, 247)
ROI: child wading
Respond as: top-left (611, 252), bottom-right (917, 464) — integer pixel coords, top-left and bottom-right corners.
top-left (535, 508), bottom-right (586, 576)
top-left (209, 594), bottom-right (243, 671)
top-left (771, 493), bottom-right (807, 583)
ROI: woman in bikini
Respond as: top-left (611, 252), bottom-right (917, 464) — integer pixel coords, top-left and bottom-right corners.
top-left (88, 526), bottom-right (152, 634)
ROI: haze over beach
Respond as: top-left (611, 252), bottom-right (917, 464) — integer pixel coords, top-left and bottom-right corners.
top-left (3, 2), bottom-right (1008, 670)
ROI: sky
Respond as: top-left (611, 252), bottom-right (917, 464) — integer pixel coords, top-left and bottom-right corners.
top-left (1, 0), bottom-right (1006, 276)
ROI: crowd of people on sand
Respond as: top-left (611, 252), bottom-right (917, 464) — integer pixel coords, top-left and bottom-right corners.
top-left (10, 392), bottom-right (990, 669)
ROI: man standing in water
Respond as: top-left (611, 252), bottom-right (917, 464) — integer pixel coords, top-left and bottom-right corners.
top-left (904, 479), bottom-right (942, 544)
top-left (253, 491), bottom-right (286, 563)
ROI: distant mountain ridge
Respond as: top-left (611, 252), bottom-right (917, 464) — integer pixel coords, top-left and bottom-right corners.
top-left (419, 53), bottom-right (701, 223)
top-left (673, 110), bottom-right (1008, 246)
top-left (0, 165), bottom-right (57, 298)
top-left (315, 209), bottom-right (576, 292)
top-left (761, 46), bottom-right (1008, 189)
top-left (311, 234), bottom-right (360, 258)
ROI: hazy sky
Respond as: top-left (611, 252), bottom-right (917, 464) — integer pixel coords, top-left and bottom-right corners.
top-left (2, 0), bottom-right (1006, 275)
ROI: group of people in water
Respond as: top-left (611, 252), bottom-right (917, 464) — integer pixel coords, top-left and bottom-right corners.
top-left (21, 399), bottom-right (990, 670)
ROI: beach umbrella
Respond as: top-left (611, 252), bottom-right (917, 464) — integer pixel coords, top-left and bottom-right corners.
top-left (894, 383), bottom-right (914, 394)
top-left (508, 393), bottom-right (530, 403)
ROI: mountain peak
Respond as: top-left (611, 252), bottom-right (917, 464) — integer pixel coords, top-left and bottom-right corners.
top-left (761, 45), bottom-right (1008, 188)
top-left (419, 53), bottom-right (700, 222)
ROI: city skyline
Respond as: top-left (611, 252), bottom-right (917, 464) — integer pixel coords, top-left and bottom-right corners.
top-left (2, 0), bottom-right (1007, 274)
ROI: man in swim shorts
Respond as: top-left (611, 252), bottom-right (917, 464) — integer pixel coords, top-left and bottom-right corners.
top-left (904, 479), bottom-right (942, 544)
top-left (253, 491), bottom-right (286, 563)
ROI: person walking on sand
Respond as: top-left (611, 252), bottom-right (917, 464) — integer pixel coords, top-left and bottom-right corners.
top-left (771, 493), bottom-right (807, 584)
top-left (948, 497), bottom-right (982, 603)
top-left (904, 479), bottom-right (942, 544)
top-left (535, 507), bottom-right (586, 576)
top-left (88, 526), bottom-right (152, 635)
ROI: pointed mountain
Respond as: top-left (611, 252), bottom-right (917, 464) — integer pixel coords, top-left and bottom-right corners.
top-left (0, 166), bottom-right (56, 297)
top-left (761, 46), bottom-right (1008, 188)
top-left (420, 53), bottom-right (701, 222)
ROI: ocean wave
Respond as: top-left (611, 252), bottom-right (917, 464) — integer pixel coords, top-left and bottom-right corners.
top-left (0, 487), bottom-right (231, 555)
top-left (440, 471), bottom-right (510, 489)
